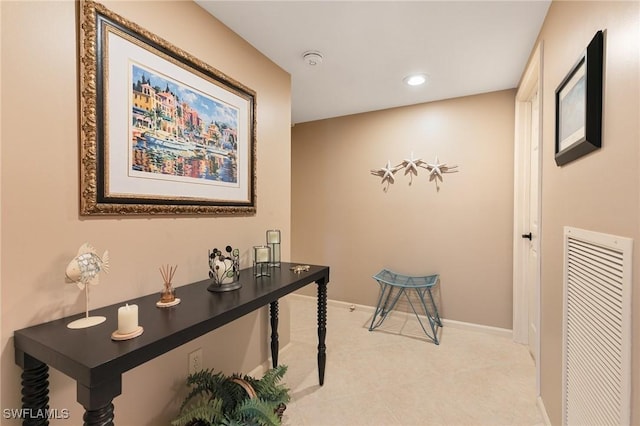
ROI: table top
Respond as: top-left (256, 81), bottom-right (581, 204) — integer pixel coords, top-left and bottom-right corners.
top-left (14, 263), bottom-right (329, 387)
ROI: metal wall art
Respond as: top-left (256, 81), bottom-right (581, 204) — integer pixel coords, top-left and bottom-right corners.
top-left (79, 1), bottom-right (256, 215)
top-left (370, 153), bottom-right (458, 191)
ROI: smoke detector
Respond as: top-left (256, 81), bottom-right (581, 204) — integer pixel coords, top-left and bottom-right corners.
top-left (303, 51), bottom-right (323, 66)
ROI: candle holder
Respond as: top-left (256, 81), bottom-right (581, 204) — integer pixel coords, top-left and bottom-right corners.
top-left (208, 246), bottom-right (241, 292)
top-left (253, 245), bottom-right (271, 278)
top-left (111, 303), bottom-right (144, 341)
top-left (157, 264), bottom-right (181, 307)
top-left (266, 230), bottom-right (281, 268)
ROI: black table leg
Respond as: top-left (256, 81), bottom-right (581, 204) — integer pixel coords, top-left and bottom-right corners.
top-left (77, 377), bottom-right (121, 426)
top-left (317, 279), bottom-right (327, 385)
top-left (269, 301), bottom-right (279, 368)
top-left (82, 403), bottom-right (114, 426)
top-left (15, 351), bottom-right (50, 426)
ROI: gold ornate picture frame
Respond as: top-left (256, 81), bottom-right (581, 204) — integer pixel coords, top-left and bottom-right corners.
top-left (79, 1), bottom-right (256, 215)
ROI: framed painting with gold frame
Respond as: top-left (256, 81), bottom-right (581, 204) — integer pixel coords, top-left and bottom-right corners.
top-left (79, 1), bottom-right (256, 215)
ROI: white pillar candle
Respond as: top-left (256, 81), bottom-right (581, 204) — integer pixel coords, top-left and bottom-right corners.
top-left (117, 304), bottom-right (138, 335)
top-left (266, 230), bottom-right (281, 244)
top-left (254, 246), bottom-right (270, 263)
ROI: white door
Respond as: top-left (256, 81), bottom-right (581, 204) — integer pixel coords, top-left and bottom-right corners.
top-left (514, 42), bottom-right (541, 394)
top-left (526, 90), bottom-right (540, 359)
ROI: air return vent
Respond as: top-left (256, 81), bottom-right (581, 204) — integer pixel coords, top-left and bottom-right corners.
top-left (562, 227), bottom-right (632, 426)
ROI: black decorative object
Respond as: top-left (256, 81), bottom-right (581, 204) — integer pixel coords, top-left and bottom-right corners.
top-left (555, 30), bottom-right (604, 166)
top-left (208, 246), bottom-right (240, 292)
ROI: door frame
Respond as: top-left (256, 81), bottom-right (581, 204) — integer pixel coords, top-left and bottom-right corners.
top-left (513, 42), bottom-right (542, 395)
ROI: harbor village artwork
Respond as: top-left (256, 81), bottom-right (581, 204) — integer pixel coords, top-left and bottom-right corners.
top-left (79, 0), bottom-right (256, 215)
top-left (130, 64), bottom-right (240, 185)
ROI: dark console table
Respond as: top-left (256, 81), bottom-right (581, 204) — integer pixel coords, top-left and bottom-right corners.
top-left (14, 262), bottom-right (329, 425)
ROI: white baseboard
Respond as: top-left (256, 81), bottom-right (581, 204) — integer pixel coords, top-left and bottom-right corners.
top-left (537, 396), bottom-right (552, 426)
top-left (247, 342), bottom-right (293, 377)
top-left (441, 318), bottom-right (512, 338)
top-left (285, 293), bottom-right (513, 339)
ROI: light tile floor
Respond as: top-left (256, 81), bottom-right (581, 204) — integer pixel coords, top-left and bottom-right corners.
top-left (277, 295), bottom-right (544, 426)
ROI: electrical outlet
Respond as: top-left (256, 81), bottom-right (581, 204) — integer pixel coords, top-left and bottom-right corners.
top-left (188, 348), bottom-right (203, 375)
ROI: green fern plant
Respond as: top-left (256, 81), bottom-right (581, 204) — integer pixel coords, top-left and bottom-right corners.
top-left (172, 365), bottom-right (290, 426)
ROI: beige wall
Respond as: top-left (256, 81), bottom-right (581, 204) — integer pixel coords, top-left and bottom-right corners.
top-left (531, 2), bottom-right (640, 424)
top-left (1, 1), bottom-right (291, 424)
top-left (292, 90), bottom-right (516, 329)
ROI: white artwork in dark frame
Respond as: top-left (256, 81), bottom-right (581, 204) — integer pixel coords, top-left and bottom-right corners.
top-left (554, 30), bottom-right (604, 166)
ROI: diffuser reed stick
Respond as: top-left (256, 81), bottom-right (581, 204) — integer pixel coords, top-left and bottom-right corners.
top-left (159, 264), bottom-right (177, 302)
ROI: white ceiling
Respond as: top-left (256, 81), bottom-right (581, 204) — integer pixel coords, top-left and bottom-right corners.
top-left (196, 1), bottom-right (551, 124)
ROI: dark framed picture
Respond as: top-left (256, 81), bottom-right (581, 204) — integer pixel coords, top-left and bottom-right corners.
top-left (554, 30), bottom-right (604, 166)
top-left (79, 1), bottom-right (256, 215)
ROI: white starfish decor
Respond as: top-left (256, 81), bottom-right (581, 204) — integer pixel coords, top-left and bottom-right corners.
top-left (371, 154), bottom-right (458, 191)
top-left (400, 152), bottom-right (425, 185)
top-left (370, 160), bottom-right (403, 192)
top-left (419, 156), bottom-right (459, 190)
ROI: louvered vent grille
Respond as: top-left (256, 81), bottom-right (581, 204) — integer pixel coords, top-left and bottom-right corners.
top-left (563, 227), bottom-right (632, 426)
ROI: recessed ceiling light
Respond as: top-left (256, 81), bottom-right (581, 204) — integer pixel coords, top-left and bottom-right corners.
top-left (403, 73), bottom-right (428, 86)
